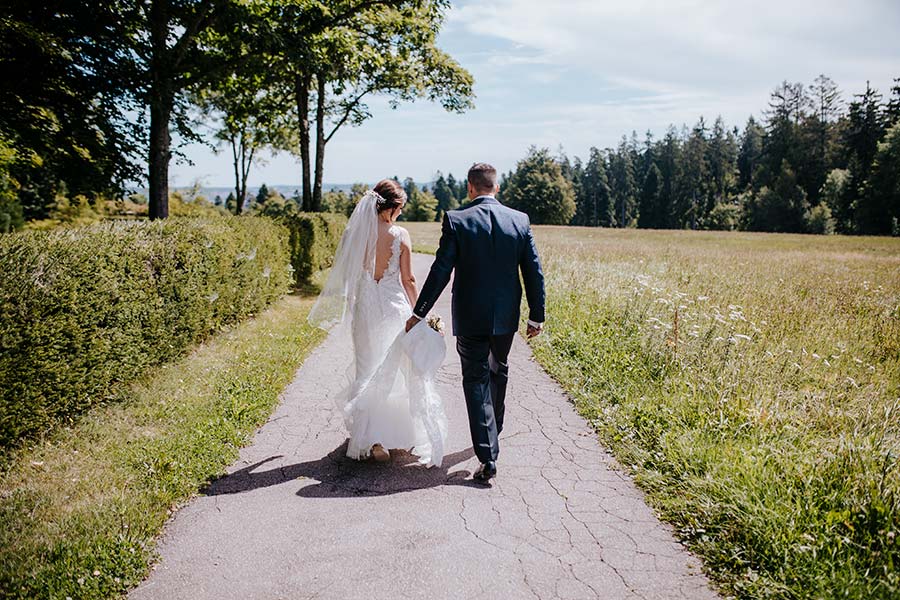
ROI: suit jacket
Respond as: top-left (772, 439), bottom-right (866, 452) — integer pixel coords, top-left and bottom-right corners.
top-left (413, 196), bottom-right (545, 337)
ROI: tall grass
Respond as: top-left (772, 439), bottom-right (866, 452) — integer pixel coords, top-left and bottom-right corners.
top-left (406, 222), bottom-right (900, 599)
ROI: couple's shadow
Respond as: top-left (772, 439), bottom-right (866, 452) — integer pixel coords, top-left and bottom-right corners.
top-left (202, 442), bottom-right (485, 498)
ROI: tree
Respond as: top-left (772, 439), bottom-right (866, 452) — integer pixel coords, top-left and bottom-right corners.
top-left (574, 148), bottom-right (612, 227)
top-left (819, 168), bottom-right (852, 233)
top-left (801, 74), bottom-right (843, 204)
top-left (806, 203), bottom-right (835, 234)
top-left (738, 117), bottom-right (764, 190)
top-left (844, 82), bottom-right (886, 209)
top-left (707, 116), bottom-right (738, 206)
top-left (885, 78), bottom-right (900, 128)
top-left (196, 71), bottom-right (296, 215)
top-left (609, 138), bottom-right (638, 227)
top-left (0, 2), bottom-right (141, 220)
top-left (638, 163), bottom-right (663, 228)
top-left (401, 178), bottom-right (436, 221)
top-left (0, 138), bottom-right (24, 232)
top-left (431, 172), bottom-right (457, 220)
top-left (743, 160), bottom-right (809, 232)
top-left (673, 119), bottom-right (710, 228)
top-left (857, 123), bottom-right (900, 234)
top-left (264, 1), bottom-right (473, 211)
top-left (501, 147), bottom-right (576, 225)
top-left (121, 0), bottom-right (425, 219)
top-left (657, 126), bottom-right (682, 227)
top-left (322, 188), bottom-right (353, 215)
top-left (760, 81), bottom-right (807, 191)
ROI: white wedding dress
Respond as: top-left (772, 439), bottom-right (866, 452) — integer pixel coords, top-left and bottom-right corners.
top-left (308, 192), bottom-right (448, 467)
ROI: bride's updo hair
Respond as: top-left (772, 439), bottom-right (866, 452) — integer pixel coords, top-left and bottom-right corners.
top-left (373, 179), bottom-right (407, 214)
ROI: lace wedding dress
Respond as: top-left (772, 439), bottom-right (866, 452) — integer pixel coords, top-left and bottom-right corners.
top-left (308, 192), bottom-right (448, 467)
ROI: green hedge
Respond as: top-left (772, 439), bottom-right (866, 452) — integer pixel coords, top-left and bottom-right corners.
top-left (282, 212), bottom-right (347, 284)
top-left (0, 217), bottom-right (292, 451)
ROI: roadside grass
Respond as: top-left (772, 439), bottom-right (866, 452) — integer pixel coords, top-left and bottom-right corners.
top-left (0, 293), bottom-right (324, 599)
top-left (408, 222), bottom-right (900, 599)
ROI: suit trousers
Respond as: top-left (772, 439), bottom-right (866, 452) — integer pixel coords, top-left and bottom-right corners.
top-left (456, 332), bottom-right (515, 464)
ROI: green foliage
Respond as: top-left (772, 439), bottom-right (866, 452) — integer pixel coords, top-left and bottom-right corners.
top-left (431, 173), bottom-right (458, 221)
top-left (0, 3), bottom-right (142, 220)
top-left (806, 203), bottom-right (836, 234)
top-left (0, 217), bottom-right (291, 451)
top-left (501, 146), bottom-right (576, 225)
top-left (820, 168), bottom-right (852, 231)
top-left (401, 178), bottom-right (437, 222)
top-left (742, 161), bottom-right (811, 232)
top-left (0, 294), bottom-right (323, 600)
top-left (858, 123), bottom-right (900, 235)
top-left (703, 201), bottom-right (742, 231)
top-left (0, 139), bottom-right (24, 233)
top-left (280, 212), bottom-right (348, 284)
top-left (573, 147), bottom-right (613, 227)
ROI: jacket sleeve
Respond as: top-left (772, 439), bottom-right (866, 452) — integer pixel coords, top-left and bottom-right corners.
top-left (519, 218), bottom-right (545, 324)
top-left (413, 213), bottom-right (457, 318)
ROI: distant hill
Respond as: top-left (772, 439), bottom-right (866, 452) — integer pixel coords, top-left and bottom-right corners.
top-left (133, 182), bottom-right (435, 201)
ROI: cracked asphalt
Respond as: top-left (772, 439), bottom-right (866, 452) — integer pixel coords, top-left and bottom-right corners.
top-left (130, 254), bottom-right (720, 600)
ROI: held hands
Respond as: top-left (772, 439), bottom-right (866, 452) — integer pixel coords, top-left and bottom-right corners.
top-left (526, 323), bottom-right (543, 339)
top-left (405, 315), bottom-right (420, 332)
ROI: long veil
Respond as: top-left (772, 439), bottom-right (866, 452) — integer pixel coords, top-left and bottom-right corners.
top-left (307, 191), bottom-right (379, 330)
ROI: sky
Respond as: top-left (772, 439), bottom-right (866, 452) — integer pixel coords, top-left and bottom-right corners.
top-left (169, 0), bottom-right (900, 190)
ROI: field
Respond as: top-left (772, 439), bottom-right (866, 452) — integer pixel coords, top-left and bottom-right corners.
top-left (405, 221), bottom-right (900, 599)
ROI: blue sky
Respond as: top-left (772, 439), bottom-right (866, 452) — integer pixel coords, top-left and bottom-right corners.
top-left (169, 0), bottom-right (900, 189)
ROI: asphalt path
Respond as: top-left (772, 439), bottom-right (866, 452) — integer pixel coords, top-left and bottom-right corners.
top-left (131, 253), bottom-right (720, 600)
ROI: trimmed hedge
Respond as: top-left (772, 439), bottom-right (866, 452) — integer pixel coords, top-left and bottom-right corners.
top-left (0, 217), bottom-right (292, 450)
top-left (282, 212), bottom-right (347, 284)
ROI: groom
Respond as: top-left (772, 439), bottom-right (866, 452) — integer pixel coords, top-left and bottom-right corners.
top-left (406, 162), bottom-right (545, 483)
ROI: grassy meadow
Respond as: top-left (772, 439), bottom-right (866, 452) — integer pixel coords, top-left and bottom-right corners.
top-left (405, 221), bottom-right (900, 599)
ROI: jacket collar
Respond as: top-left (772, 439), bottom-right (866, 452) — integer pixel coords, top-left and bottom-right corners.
top-left (468, 195), bottom-right (499, 207)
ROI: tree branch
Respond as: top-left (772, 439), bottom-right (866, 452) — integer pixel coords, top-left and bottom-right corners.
top-left (324, 85), bottom-right (376, 144)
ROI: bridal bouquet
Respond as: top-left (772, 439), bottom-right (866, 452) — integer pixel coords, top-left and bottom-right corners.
top-left (426, 314), bottom-right (445, 336)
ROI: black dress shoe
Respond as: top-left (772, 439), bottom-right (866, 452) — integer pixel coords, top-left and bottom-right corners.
top-left (473, 461), bottom-right (497, 483)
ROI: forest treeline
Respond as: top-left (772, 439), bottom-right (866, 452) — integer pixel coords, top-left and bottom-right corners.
top-left (500, 76), bottom-right (900, 235)
top-left (417, 76), bottom-right (900, 235)
top-left (193, 75), bottom-right (900, 237)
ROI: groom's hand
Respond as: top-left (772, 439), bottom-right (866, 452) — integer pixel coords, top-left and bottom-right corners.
top-left (526, 323), bottom-right (543, 339)
top-left (405, 315), bottom-right (420, 332)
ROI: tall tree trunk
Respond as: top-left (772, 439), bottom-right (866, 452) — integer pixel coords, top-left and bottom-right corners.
top-left (148, 0), bottom-right (172, 220)
top-left (295, 72), bottom-right (312, 211)
top-left (148, 92), bottom-right (172, 220)
top-left (313, 73), bottom-right (326, 212)
top-left (231, 135), bottom-right (242, 215)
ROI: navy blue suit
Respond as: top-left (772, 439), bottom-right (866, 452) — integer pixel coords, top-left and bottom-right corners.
top-left (413, 196), bottom-right (545, 464)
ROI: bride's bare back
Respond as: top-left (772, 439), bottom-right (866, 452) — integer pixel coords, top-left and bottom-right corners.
top-left (373, 222), bottom-right (398, 282)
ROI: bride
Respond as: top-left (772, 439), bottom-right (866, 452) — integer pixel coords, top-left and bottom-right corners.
top-left (308, 179), bottom-right (448, 467)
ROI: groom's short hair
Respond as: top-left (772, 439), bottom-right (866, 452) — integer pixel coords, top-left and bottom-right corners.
top-left (467, 163), bottom-right (498, 192)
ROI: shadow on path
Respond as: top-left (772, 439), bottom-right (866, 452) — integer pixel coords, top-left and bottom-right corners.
top-left (202, 442), bottom-right (486, 498)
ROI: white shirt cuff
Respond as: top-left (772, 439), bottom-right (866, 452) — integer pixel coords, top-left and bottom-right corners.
top-left (527, 319), bottom-right (543, 328)
top-left (411, 313), bottom-right (424, 320)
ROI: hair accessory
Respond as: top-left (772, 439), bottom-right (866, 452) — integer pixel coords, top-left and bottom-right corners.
top-left (370, 189), bottom-right (387, 205)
